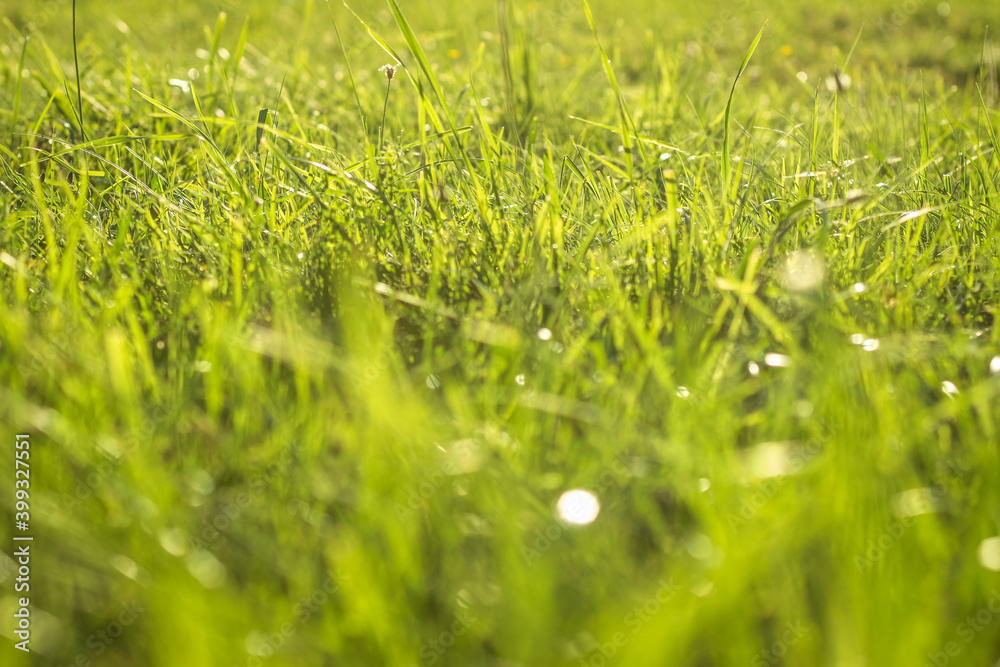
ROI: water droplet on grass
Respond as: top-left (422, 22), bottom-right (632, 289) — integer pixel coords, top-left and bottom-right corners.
top-left (744, 441), bottom-right (796, 479)
top-left (186, 469), bottom-right (214, 494)
top-left (977, 537), bottom-right (1000, 571)
top-left (245, 630), bottom-right (274, 657)
top-left (686, 533), bottom-right (715, 560)
top-left (691, 580), bottom-right (715, 597)
top-left (782, 250), bottom-right (825, 291)
top-left (186, 550), bottom-right (227, 588)
top-left (893, 488), bottom-right (938, 517)
top-left (557, 489), bottom-right (600, 525)
top-left (764, 353), bottom-right (792, 368)
top-left (109, 554), bottom-right (139, 581)
top-left (458, 513), bottom-right (493, 535)
top-left (158, 528), bottom-right (189, 557)
top-left (447, 439), bottom-right (482, 473)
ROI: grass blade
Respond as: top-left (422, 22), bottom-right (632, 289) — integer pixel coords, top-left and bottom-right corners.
top-left (72, 0), bottom-right (86, 141)
top-left (581, 0), bottom-right (645, 180)
top-left (722, 23), bottom-right (766, 236)
top-left (8, 36), bottom-right (29, 149)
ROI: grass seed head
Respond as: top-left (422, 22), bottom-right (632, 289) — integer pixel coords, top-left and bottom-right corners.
top-left (379, 64), bottom-right (398, 81)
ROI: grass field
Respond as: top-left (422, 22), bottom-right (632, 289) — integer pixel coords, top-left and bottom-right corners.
top-left (1, 0), bottom-right (1000, 665)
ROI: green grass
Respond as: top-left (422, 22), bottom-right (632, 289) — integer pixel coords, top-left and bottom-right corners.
top-left (1, 0), bottom-right (999, 665)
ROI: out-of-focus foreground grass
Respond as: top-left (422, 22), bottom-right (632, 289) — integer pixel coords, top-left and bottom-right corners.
top-left (1, 0), bottom-right (999, 665)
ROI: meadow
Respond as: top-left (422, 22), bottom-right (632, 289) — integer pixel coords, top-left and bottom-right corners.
top-left (1, 0), bottom-right (999, 664)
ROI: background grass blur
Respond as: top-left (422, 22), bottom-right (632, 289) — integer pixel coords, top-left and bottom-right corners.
top-left (1, 0), bottom-right (1000, 665)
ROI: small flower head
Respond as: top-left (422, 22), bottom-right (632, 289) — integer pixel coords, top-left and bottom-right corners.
top-left (379, 64), bottom-right (398, 81)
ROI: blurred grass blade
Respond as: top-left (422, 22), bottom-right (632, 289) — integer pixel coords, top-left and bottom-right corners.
top-left (256, 108), bottom-right (269, 152)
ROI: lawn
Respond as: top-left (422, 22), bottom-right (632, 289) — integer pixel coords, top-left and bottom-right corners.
top-left (1, 0), bottom-right (999, 665)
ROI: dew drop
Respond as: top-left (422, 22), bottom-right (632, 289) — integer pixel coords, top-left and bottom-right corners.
top-left (978, 537), bottom-right (1000, 571)
top-left (764, 353), bottom-right (793, 368)
top-left (557, 489), bottom-right (600, 525)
